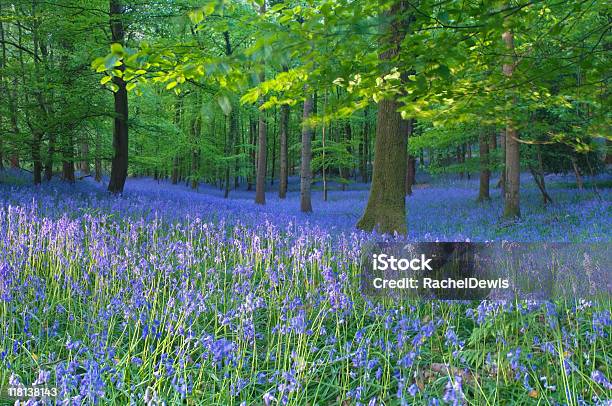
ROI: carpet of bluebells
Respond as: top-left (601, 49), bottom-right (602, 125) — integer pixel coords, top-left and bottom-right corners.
top-left (0, 169), bottom-right (611, 405)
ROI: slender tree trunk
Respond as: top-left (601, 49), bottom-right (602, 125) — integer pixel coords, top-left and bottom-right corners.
top-left (342, 120), bottom-right (352, 191)
top-left (225, 108), bottom-right (238, 198)
top-left (80, 143), bottom-right (90, 174)
top-left (279, 103), bottom-right (289, 198)
top-left (107, 0), bottom-right (129, 194)
top-left (571, 159), bottom-right (584, 190)
top-left (529, 147), bottom-right (553, 205)
top-left (247, 117), bottom-right (256, 191)
top-left (457, 146), bottom-right (464, 179)
top-left (361, 106), bottom-right (370, 183)
top-left (62, 133), bottom-right (75, 182)
top-left (270, 107), bottom-right (277, 186)
top-left (191, 149), bottom-right (198, 189)
top-left (44, 134), bottom-right (55, 181)
top-left (300, 94), bottom-right (313, 212)
top-left (405, 156), bottom-right (415, 196)
top-left (502, 29), bottom-right (520, 218)
top-left (478, 132), bottom-right (490, 201)
top-left (32, 131), bottom-right (43, 185)
top-left (95, 130), bottom-right (102, 182)
top-left (254, 3), bottom-right (267, 204)
top-left (255, 72), bottom-right (267, 205)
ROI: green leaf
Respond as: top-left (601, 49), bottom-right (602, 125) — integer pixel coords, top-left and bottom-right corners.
top-left (166, 81), bottom-right (178, 90)
top-left (104, 55), bottom-right (120, 70)
top-left (110, 43), bottom-right (124, 55)
top-left (437, 65), bottom-right (451, 80)
top-left (270, 3), bottom-right (285, 12)
top-left (100, 76), bottom-right (113, 85)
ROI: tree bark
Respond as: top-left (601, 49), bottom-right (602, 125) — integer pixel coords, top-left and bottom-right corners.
top-left (255, 71), bottom-right (267, 205)
top-left (405, 155), bottom-right (415, 196)
top-left (502, 29), bottom-right (520, 218)
top-left (357, 0), bottom-right (409, 234)
top-left (247, 116), bottom-right (256, 191)
top-left (571, 159), bottom-right (584, 190)
top-left (225, 107), bottom-right (238, 198)
top-left (478, 132), bottom-right (490, 201)
top-left (300, 94), bottom-right (313, 212)
top-left (279, 103), bottom-right (289, 198)
top-left (405, 120), bottom-right (415, 196)
top-left (107, 0), bottom-right (129, 194)
top-left (95, 130), bottom-right (102, 182)
top-left (361, 106), bottom-right (370, 183)
top-left (80, 143), bottom-right (90, 174)
top-left (254, 2), bottom-right (267, 204)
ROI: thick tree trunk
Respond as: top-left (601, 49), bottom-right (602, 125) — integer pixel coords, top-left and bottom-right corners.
top-left (279, 103), bottom-right (289, 198)
top-left (478, 132), bottom-right (490, 201)
top-left (107, 0), bottom-right (129, 194)
top-left (405, 120), bottom-right (415, 196)
top-left (300, 95), bottom-right (313, 212)
top-left (357, 1), bottom-right (409, 234)
top-left (502, 29), bottom-right (520, 218)
top-left (358, 99), bottom-right (408, 233)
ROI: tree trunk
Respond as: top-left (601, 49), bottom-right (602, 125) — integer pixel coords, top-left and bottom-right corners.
top-left (279, 103), bottom-right (289, 198)
top-left (80, 143), bottom-right (90, 174)
top-left (457, 146), bottom-right (464, 179)
top-left (44, 134), bottom-right (55, 181)
top-left (300, 94), bottom-right (314, 212)
top-left (255, 72), bottom-right (267, 205)
top-left (270, 107), bottom-right (277, 186)
top-left (225, 107), bottom-right (238, 198)
top-left (254, 3), bottom-right (267, 204)
top-left (528, 147), bottom-right (552, 205)
top-left (95, 130), bottom-right (102, 182)
top-left (247, 117), bottom-right (256, 191)
top-left (405, 155), bottom-right (415, 196)
top-left (478, 132), bottom-right (490, 201)
top-left (107, 0), bottom-right (129, 194)
top-left (32, 131), bottom-right (43, 185)
top-left (502, 29), bottom-right (520, 218)
top-left (361, 106), bottom-right (370, 183)
top-left (62, 133), bottom-right (75, 182)
top-left (405, 120), bottom-right (415, 196)
top-left (357, 1), bottom-right (409, 234)
top-left (571, 159), bottom-right (584, 190)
